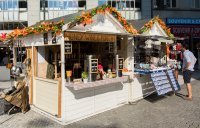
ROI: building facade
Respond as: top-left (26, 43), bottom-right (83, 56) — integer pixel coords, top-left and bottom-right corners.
top-left (0, 0), bottom-right (143, 33)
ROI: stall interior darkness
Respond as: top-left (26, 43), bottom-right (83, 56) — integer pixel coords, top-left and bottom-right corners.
top-left (0, 47), bottom-right (12, 66)
top-left (134, 38), bottom-right (167, 68)
top-left (65, 41), bottom-right (117, 79)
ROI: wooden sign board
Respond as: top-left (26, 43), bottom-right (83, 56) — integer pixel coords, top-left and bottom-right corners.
top-left (65, 42), bottom-right (72, 54)
top-left (91, 59), bottom-right (98, 73)
top-left (73, 79), bottom-right (82, 84)
top-left (64, 31), bottom-right (116, 42)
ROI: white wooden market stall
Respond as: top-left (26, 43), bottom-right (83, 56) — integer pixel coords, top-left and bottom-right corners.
top-left (129, 17), bottom-right (175, 101)
top-left (11, 5), bottom-right (138, 124)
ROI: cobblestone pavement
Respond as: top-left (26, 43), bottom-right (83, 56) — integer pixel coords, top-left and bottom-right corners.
top-left (0, 76), bottom-right (200, 128)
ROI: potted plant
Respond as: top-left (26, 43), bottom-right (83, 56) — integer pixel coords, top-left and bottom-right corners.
top-left (81, 72), bottom-right (88, 83)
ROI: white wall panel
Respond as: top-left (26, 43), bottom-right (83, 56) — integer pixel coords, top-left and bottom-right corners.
top-left (62, 82), bottom-right (128, 123)
top-left (33, 77), bottom-right (59, 116)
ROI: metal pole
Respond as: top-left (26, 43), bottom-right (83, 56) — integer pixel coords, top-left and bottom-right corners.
top-left (115, 54), bottom-right (119, 77)
top-left (114, 39), bottom-right (118, 77)
top-left (88, 55), bottom-right (92, 82)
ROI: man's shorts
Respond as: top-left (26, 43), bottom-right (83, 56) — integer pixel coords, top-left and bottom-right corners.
top-left (183, 70), bottom-right (193, 84)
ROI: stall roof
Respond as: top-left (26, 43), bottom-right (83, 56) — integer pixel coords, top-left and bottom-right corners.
top-left (66, 13), bottom-right (127, 34)
top-left (32, 11), bottom-right (82, 27)
top-left (32, 5), bottom-right (138, 36)
top-left (141, 17), bottom-right (174, 39)
top-left (62, 5), bottom-right (138, 35)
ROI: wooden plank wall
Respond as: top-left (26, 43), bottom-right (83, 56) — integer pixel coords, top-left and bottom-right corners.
top-left (62, 83), bottom-right (129, 122)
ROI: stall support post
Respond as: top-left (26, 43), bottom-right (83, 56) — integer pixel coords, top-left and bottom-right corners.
top-left (60, 36), bottom-right (66, 119)
top-left (54, 52), bottom-right (57, 79)
top-left (115, 54), bottom-right (119, 77)
top-left (88, 55), bottom-right (92, 82)
top-left (13, 46), bottom-right (17, 65)
top-left (114, 40), bottom-right (118, 77)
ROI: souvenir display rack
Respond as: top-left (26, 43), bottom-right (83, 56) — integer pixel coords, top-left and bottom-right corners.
top-left (167, 69), bottom-right (181, 91)
top-left (150, 71), bottom-right (173, 95)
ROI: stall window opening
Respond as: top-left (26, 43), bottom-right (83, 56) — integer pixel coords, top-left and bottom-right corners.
top-left (64, 41), bottom-right (124, 82)
top-left (36, 45), bottom-right (61, 80)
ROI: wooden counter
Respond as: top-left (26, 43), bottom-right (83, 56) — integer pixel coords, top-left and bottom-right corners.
top-left (65, 76), bottom-right (129, 90)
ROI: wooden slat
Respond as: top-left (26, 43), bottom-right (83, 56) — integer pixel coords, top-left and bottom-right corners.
top-left (58, 78), bottom-right (62, 118)
top-left (26, 47), bottom-right (33, 105)
top-left (31, 47), bottom-right (37, 104)
top-left (33, 47), bottom-right (37, 77)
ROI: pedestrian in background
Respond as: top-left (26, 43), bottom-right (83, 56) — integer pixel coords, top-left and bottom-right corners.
top-left (181, 43), bottom-right (197, 101)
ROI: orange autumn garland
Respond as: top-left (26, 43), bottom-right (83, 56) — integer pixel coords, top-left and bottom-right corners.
top-left (0, 19), bottom-right (64, 43)
top-left (140, 16), bottom-right (174, 38)
top-left (69, 5), bottom-right (138, 35)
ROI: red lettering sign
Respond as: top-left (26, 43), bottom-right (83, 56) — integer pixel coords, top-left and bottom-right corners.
top-left (169, 25), bottom-right (200, 37)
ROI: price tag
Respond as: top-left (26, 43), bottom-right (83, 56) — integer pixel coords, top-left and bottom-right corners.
top-left (90, 59), bottom-right (98, 73)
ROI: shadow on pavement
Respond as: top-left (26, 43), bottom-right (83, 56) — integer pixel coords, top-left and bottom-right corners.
top-left (144, 93), bottom-right (167, 103)
top-left (66, 123), bottom-right (119, 128)
top-left (175, 92), bottom-right (186, 100)
top-left (26, 118), bottom-right (55, 128)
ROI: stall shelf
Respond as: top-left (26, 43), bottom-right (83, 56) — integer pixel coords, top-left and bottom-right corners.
top-left (65, 76), bottom-right (129, 90)
top-left (134, 68), bottom-right (168, 75)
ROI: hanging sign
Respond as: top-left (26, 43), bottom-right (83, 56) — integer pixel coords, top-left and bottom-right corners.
top-left (51, 32), bottom-right (56, 44)
top-left (43, 33), bottom-right (48, 44)
top-left (65, 42), bottom-right (72, 54)
top-left (64, 32), bottom-right (116, 42)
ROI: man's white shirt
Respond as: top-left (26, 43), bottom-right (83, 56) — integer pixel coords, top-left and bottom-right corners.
top-left (183, 50), bottom-right (197, 71)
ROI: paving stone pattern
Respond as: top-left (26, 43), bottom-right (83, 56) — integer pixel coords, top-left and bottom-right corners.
top-left (0, 77), bottom-right (200, 128)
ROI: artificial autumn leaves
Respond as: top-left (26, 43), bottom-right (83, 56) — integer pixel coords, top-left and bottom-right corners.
top-left (0, 20), bottom-right (64, 42)
top-left (140, 16), bottom-right (174, 38)
top-left (69, 5), bottom-right (138, 35)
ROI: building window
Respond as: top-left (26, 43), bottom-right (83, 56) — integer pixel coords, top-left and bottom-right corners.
top-left (40, 0), bottom-right (48, 10)
top-left (98, 0), bottom-right (107, 6)
top-left (40, 0), bottom-right (86, 10)
top-left (135, 0), bottom-right (141, 9)
top-left (78, 0), bottom-right (86, 8)
top-left (193, 0), bottom-right (200, 8)
top-left (0, 0), bottom-right (19, 11)
top-left (19, 0), bottom-right (27, 9)
top-left (99, 0), bottom-right (141, 10)
top-left (153, 0), bottom-right (176, 9)
top-left (0, 21), bottom-right (27, 30)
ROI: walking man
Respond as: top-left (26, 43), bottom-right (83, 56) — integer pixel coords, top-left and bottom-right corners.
top-left (182, 43), bottom-right (197, 101)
